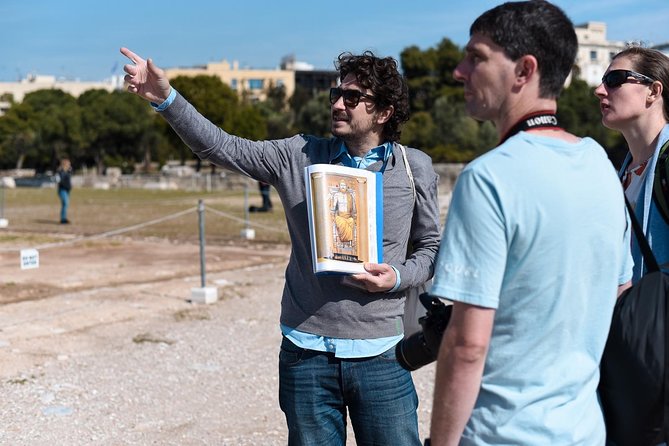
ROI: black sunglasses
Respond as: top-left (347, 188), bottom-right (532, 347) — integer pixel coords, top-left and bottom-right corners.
top-left (602, 69), bottom-right (656, 88)
top-left (329, 87), bottom-right (376, 108)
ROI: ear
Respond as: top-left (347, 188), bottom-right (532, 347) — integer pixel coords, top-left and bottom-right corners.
top-left (515, 55), bottom-right (539, 85)
top-left (648, 80), bottom-right (664, 103)
top-left (375, 105), bottom-right (394, 125)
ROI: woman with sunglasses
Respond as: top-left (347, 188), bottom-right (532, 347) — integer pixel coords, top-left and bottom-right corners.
top-left (595, 46), bottom-right (669, 283)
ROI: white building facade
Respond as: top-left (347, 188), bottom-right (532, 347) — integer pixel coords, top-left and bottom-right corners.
top-left (652, 42), bottom-right (669, 57)
top-left (574, 22), bottom-right (626, 87)
top-left (0, 74), bottom-right (123, 116)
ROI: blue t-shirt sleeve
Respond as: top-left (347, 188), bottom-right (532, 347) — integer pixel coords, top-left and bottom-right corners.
top-left (431, 168), bottom-right (507, 309)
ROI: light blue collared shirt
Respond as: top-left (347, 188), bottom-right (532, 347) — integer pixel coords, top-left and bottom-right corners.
top-left (333, 140), bottom-right (391, 170)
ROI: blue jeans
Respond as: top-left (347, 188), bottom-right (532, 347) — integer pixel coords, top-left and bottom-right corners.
top-left (278, 336), bottom-right (421, 446)
top-left (58, 188), bottom-right (70, 222)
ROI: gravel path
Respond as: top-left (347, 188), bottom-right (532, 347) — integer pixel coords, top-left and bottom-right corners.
top-left (0, 250), bottom-right (436, 445)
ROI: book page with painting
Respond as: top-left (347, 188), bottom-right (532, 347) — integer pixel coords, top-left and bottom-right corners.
top-left (304, 164), bottom-right (383, 274)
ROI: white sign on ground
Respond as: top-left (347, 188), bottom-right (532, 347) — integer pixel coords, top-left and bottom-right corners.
top-left (20, 248), bottom-right (39, 270)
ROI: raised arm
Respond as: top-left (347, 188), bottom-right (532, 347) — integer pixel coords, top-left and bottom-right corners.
top-left (120, 47), bottom-right (172, 104)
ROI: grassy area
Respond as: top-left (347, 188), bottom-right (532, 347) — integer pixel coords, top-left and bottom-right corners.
top-left (0, 187), bottom-right (290, 245)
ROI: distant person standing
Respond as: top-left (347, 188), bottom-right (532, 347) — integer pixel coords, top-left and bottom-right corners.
top-left (249, 181), bottom-right (273, 212)
top-left (56, 158), bottom-right (72, 224)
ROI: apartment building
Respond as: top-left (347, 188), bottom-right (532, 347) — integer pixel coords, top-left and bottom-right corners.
top-left (0, 56), bottom-right (336, 116)
top-left (164, 55), bottom-right (339, 102)
top-left (165, 59), bottom-right (296, 102)
top-left (0, 74), bottom-right (123, 115)
top-left (574, 22), bottom-right (626, 87)
top-left (653, 42), bottom-right (669, 57)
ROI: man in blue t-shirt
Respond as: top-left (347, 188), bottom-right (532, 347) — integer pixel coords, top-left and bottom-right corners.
top-left (428, 2), bottom-right (633, 445)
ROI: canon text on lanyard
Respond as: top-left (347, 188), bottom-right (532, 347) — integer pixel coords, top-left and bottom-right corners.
top-left (499, 110), bottom-right (562, 144)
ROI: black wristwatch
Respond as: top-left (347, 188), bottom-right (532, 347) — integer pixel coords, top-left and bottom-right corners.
top-left (424, 439), bottom-right (431, 446)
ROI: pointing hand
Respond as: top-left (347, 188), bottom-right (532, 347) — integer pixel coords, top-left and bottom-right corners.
top-left (120, 47), bottom-right (172, 104)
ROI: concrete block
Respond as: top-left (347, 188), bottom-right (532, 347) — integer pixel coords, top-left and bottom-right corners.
top-left (190, 286), bottom-right (218, 304)
top-left (240, 228), bottom-right (255, 240)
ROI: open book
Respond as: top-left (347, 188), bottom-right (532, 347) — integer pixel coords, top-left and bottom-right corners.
top-left (305, 164), bottom-right (383, 275)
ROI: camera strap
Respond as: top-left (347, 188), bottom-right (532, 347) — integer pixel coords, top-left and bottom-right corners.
top-left (397, 144), bottom-right (416, 204)
top-left (499, 110), bottom-right (561, 144)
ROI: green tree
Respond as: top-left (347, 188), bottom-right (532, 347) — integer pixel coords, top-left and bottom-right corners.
top-left (558, 78), bottom-right (625, 166)
top-left (0, 101), bottom-right (37, 169)
top-left (400, 37), bottom-right (485, 161)
top-left (295, 91), bottom-right (331, 137)
top-left (256, 84), bottom-right (294, 139)
top-left (400, 38), bottom-right (463, 113)
top-left (433, 39), bottom-right (463, 86)
top-left (11, 89), bottom-right (84, 171)
top-left (167, 75), bottom-right (268, 169)
top-left (78, 89), bottom-right (157, 173)
top-left (231, 105), bottom-right (268, 140)
top-left (289, 84), bottom-right (312, 118)
top-left (401, 45), bottom-right (439, 112)
top-left (401, 111), bottom-right (436, 151)
top-left (170, 75), bottom-right (238, 128)
top-left (265, 84), bottom-right (288, 113)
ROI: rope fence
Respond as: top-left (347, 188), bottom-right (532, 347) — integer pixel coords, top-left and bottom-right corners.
top-left (204, 206), bottom-right (287, 233)
top-left (0, 200), bottom-right (289, 254)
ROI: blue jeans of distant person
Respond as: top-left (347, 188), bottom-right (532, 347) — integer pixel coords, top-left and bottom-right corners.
top-left (58, 188), bottom-right (69, 222)
top-left (278, 336), bottom-right (421, 446)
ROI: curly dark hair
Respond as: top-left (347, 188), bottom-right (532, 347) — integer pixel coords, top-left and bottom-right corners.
top-left (335, 51), bottom-right (410, 142)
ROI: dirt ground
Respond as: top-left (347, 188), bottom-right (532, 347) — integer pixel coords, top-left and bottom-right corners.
top-left (0, 235), bottom-right (436, 445)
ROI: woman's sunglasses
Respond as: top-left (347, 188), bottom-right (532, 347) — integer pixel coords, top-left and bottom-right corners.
top-left (602, 69), bottom-right (656, 89)
top-left (329, 87), bottom-right (376, 108)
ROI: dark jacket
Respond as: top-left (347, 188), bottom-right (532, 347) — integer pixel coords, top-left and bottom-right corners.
top-left (57, 168), bottom-right (72, 192)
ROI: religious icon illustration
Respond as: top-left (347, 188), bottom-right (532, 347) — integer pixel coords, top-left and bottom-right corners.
top-left (304, 164), bottom-right (382, 275)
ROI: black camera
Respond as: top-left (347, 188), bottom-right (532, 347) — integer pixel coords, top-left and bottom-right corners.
top-left (396, 292), bottom-right (452, 371)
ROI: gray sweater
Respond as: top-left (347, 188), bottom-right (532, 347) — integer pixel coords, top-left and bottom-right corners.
top-left (161, 93), bottom-right (441, 338)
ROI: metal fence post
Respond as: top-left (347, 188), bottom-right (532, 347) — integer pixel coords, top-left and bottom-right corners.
top-left (240, 180), bottom-right (255, 239)
top-left (198, 199), bottom-right (206, 288)
top-left (244, 181), bottom-right (250, 229)
top-left (190, 199), bottom-right (217, 303)
top-left (0, 183), bottom-right (7, 228)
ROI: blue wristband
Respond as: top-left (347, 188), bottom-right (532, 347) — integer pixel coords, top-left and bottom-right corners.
top-left (389, 265), bottom-right (401, 292)
top-left (150, 88), bottom-right (176, 111)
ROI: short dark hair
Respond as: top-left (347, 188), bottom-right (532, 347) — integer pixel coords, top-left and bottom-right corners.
top-left (336, 51), bottom-right (410, 142)
top-left (613, 46), bottom-right (669, 121)
top-left (470, 0), bottom-right (577, 98)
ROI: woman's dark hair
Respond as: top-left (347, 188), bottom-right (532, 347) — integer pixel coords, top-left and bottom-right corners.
top-left (613, 46), bottom-right (669, 121)
top-left (471, 0), bottom-right (577, 99)
top-left (336, 51), bottom-right (410, 142)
